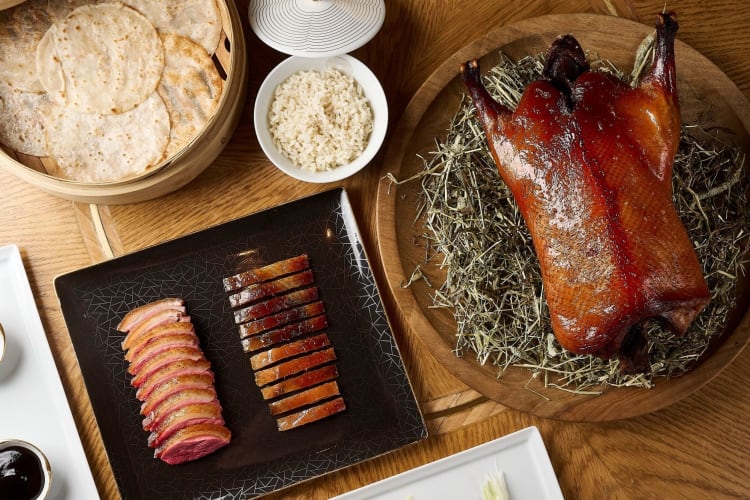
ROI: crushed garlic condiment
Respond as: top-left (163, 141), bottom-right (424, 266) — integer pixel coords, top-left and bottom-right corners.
top-left (268, 68), bottom-right (373, 172)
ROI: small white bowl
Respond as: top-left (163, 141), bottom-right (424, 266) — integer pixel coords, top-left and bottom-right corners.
top-left (254, 54), bottom-right (388, 183)
top-left (0, 439), bottom-right (52, 499)
top-left (0, 322), bottom-right (5, 364)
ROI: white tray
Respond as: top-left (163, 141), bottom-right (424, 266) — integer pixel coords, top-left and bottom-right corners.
top-left (0, 244), bottom-right (98, 499)
top-left (333, 426), bottom-right (563, 499)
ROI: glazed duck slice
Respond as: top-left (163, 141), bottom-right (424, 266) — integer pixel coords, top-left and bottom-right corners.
top-left (460, 12), bottom-right (710, 371)
top-left (276, 397), bottom-right (346, 431)
top-left (223, 254), bottom-right (310, 292)
top-left (234, 287), bottom-right (320, 324)
top-left (253, 347), bottom-right (337, 387)
top-left (268, 380), bottom-right (341, 416)
top-left (260, 364), bottom-right (339, 400)
top-left (250, 333), bottom-right (332, 370)
top-left (241, 315), bottom-right (329, 352)
top-left (228, 269), bottom-right (315, 308)
top-left (238, 301), bottom-right (326, 338)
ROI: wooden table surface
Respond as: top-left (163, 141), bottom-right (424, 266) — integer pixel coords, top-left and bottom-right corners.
top-left (2, 0), bottom-right (749, 498)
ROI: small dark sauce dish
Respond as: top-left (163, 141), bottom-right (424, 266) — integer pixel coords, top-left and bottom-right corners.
top-left (0, 440), bottom-right (51, 500)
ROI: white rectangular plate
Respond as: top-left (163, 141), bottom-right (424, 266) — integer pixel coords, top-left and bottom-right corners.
top-left (0, 244), bottom-right (98, 499)
top-left (333, 426), bottom-right (563, 499)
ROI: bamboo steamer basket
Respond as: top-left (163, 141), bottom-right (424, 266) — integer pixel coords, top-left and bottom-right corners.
top-left (0, 0), bottom-right (248, 204)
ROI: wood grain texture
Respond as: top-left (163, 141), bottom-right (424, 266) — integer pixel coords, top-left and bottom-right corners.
top-left (375, 12), bottom-right (750, 420)
top-left (0, 0), bottom-right (748, 499)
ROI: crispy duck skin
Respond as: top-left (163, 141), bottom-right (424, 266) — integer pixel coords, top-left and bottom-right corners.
top-left (254, 347), bottom-right (337, 387)
top-left (261, 364), bottom-right (339, 400)
top-left (228, 269), bottom-right (315, 308)
top-left (241, 314), bottom-right (328, 352)
top-left (238, 301), bottom-right (326, 338)
top-left (234, 287), bottom-right (319, 324)
top-left (223, 254), bottom-right (310, 292)
top-left (250, 333), bottom-right (332, 371)
top-left (276, 396), bottom-right (346, 431)
top-left (459, 12), bottom-right (709, 372)
top-left (268, 380), bottom-right (341, 416)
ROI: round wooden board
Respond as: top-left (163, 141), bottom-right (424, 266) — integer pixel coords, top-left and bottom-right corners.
top-left (376, 13), bottom-right (750, 421)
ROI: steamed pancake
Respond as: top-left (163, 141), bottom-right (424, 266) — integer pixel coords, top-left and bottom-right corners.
top-left (157, 33), bottom-right (224, 157)
top-left (36, 3), bottom-right (164, 115)
top-left (45, 92), bottom-right (170, 182)
top-left (121, 0), bottom-right (223, 54)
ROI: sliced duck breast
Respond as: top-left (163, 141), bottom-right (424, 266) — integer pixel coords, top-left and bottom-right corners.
top-left (136, 358), bottom-right (213, 401)
top-left (142, 388), bottom-right (219, 431)
top-left (127, 332), bottom-right (200, 375)
top-left (155, 423), bottom-right (231, 465)
top-left (121, 308), bottom-right (188, 350)
top-left (140, 372), bottom-right (216, 415)
top-left (130, 346), bottom-right (205, 386)
top-left (124, 321), bottom-right (196, 362)
top-left (147, 402), bottom-right (225, 449)
top-left (117, 297), bottom-right (185, 332)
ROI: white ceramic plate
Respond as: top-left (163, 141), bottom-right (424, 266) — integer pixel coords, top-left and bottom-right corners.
top-left (254, 54), bottom-right (388, 183)
top-left (332, 426), bottom-right (563, 500)
top-left (0, 244), bottom-right (98, 499)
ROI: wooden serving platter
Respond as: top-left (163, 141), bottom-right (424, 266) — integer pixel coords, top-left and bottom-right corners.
top-left (376, 13), bottom-right (750, 421)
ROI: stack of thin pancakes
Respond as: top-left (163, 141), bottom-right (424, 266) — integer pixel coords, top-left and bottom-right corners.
top-left (0, 0), bottom-right (225, 183)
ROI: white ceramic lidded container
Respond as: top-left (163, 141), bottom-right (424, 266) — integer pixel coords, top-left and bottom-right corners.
top-left (248, 0), bottom-right (389, 182)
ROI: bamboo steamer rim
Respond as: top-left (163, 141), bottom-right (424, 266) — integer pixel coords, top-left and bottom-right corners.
top-left (0, 0), bottom-right (248, 204)
top-left (0, 0), bottom-right (26, 10)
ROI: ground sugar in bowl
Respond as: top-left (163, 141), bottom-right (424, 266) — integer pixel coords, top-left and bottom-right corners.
top-left (0, 0), bottom-right (248, 204)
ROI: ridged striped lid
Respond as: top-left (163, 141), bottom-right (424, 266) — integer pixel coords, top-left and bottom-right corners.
top-left (248, 0), bottom-right (385, 57)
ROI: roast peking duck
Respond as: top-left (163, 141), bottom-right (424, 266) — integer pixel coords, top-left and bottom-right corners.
top-left (459, 12), bottom-right (710, 372)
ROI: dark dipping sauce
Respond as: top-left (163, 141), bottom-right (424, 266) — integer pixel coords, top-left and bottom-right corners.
top-left (0, 446), bottom-right (45, 500)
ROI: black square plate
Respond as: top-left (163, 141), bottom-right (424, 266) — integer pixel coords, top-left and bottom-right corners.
top-left (55, 188), bottom-right (427, 499)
